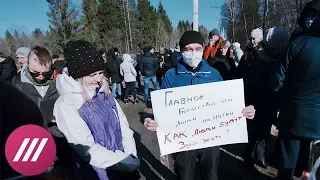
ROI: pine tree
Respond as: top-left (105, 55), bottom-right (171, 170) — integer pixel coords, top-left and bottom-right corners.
top-left (137, 0), bottom-right (157, 49)
top-left (127, 0), bottom-right (142, 52)
top-left (185, 20), bottom-right (192, 31)
top-left (81, 0), bottom-right (100, 48)
top-left (157, 2), bottom-right (172, 33)
top-left (5, 31), bottom-right (18, 56)
top-left (20, 32), bottom-right (30, 47)
top-left (13, 30), bottom-right (19, 40)
top-left (156, 2), bottom-right (173, 49)
top-left (33, 28), bottom-right (47, 47)
top-left (33, 28), bottom-right (43, 39)
top-left (199, 25), bottom-right (209, 43)
top-left (47, 0), bottom-right (81, 54)
top-left (177, 20), bottom-right (184, 36)
top-left (97, 0), bottom-right (125, 51)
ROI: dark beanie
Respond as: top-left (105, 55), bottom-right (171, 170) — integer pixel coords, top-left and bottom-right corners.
top-left (179, 31), bottom-right (205, 49)
top-left (63, 40), bottom-right (105, 79)
top-left (143, 47), bottom-right (149, 53)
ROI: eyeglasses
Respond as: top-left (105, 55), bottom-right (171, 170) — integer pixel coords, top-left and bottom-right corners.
top-left (27, 68), bottom-right (53, 79)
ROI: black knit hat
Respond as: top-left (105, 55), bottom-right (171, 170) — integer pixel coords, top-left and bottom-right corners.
top-left (179, 31), bottom-right (205, 49)
top-left (209, 29), bottom-right (220, 38)
top-left (63, 40), bottom-right (105, 79)
top-left (143, 47), bottom-right (149, 53)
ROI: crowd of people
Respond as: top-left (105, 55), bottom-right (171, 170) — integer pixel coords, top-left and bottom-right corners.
top-left (1, 0), bottom-right (320, 180)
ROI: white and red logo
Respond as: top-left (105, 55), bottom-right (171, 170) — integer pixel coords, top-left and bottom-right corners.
top-left (5, 125), bottom-right (56, 176)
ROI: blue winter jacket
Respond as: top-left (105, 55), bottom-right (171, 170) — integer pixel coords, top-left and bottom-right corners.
top-left (270, 19), bottom-right (320, 139)
top-left (161, 58), bottom-right (223, 89)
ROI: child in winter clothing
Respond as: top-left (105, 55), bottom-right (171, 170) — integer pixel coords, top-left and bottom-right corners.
top-left (120, 54), bottom-right (138, 104)
top-left (53, 40), bottom-right (140, 180)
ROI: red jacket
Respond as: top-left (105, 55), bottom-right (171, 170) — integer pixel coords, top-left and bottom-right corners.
top-left (203, 36), bottom-right (223, 60)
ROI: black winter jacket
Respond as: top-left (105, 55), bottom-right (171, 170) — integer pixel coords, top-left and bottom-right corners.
top-left (11, 72), bottom-right (62, 137)
top-left (106, 48), bottom-right (122, 83)
top-left (0, 56), bottom-right (17, 82)
top-left (140, 52), bottom-right (158, 76)
top-left (207, 55), bottom-right (236, 80)
top-left (1, 79), bottom-right (46, 179)
top-left (11, 72), bottom-right (59, 107)
top-left (270, 19), bottom-right (320, 139)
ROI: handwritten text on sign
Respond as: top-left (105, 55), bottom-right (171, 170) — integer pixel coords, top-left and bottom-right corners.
top-left (150, 79), bottom-right (248, 156)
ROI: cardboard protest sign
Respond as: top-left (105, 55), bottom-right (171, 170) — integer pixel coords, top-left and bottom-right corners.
top-left (151, 79), bottom-right (248, 156)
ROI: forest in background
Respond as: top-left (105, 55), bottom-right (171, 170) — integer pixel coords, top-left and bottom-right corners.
top-left (0, 0), bottom-right (311, 57)
top-left (221, 0), bottom-right (312, 45)
top-left (0, 0), bottom-right (209, 57)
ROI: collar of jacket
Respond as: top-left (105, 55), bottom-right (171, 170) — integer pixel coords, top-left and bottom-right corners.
top-left (176, 58), bottom-right (211, 76)
top-left (0, 57), bottom-right (12, 64)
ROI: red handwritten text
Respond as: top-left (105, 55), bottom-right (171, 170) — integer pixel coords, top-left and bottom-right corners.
top-left (219, 117), bottom-right (242, 127)
top-left (178, 141), bottom-right (197, 149)
top-left (203, 136), bottom-right (222, 143)
top-left (193, 126), bottom-right (216, 137)
top-left (164, 131), bottom-right (188, 144)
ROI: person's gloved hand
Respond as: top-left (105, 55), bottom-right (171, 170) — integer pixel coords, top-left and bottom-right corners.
top-left (110, 153), bottom-right (140, 172)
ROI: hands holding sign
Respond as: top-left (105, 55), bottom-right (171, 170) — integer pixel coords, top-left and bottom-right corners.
top-left (144, 105), bottom-right (255, 132)
top-left (144, 118), bottom-right (158, 132)
top-left (144, 80), bottom-right (257, 156)
top-left (242, 105), bottom-right (255, 119)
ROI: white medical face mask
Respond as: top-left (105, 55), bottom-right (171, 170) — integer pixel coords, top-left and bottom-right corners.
top-left (305, 17), bottom-right (315, 28)
top-left (182, 51), bottom-right (203, 68)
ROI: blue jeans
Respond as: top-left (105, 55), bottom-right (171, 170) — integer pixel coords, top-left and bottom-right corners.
top-left (112, 83), bottom-right (122, 97)
top-left (143, 75), bottom-right (160, 101)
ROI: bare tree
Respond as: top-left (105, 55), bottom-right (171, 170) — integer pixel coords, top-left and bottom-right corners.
top-left (123, 0), bottom-right (130, 52)
top-left (225, 0), bottom-right (239, 42)
top-left (272, 0), bottom-right (311, 32)
top-left (126, 0), bottom-right (133, 52)
top-left (241, 2), bottom-right (249, 40)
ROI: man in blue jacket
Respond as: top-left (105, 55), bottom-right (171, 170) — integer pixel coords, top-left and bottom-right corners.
top-left (143, 31), bottom-right (256, 180)
top-left (270, 18), bottom-right (320, 180)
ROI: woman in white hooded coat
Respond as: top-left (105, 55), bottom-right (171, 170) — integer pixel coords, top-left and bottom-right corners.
top-left (120, 54), bottom-right (138, 104)
top-left (53, 40), bottom-right (140, 180)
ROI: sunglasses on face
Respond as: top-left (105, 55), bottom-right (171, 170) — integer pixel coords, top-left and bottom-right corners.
top-left (28, 68), bottom-right (53, 78)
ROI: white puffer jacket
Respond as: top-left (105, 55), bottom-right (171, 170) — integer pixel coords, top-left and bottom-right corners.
top-left (120, 54), bottom-right (137, 82)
